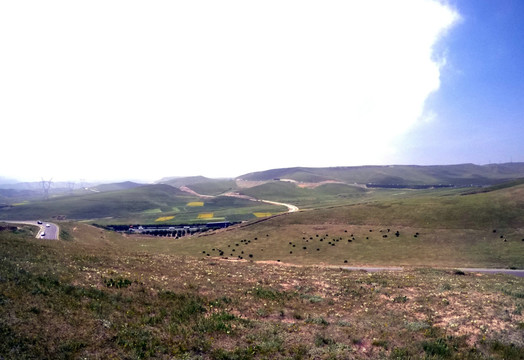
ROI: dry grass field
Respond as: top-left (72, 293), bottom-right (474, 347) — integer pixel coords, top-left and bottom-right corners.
top-left (1, 223), bottom-right (523, 359)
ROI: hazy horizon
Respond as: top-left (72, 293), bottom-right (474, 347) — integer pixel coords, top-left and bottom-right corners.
top-left (2, 161), bottom-right (524, 185)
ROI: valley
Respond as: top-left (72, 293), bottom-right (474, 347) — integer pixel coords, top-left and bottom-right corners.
top-left (1, 163), bottom-right (524, 359)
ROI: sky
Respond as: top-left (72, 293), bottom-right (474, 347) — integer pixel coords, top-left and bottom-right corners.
top-left (1, 0), bottom-right (523, 183)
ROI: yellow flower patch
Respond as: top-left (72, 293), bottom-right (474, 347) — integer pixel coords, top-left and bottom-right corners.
top-left (253, 212), bottom-right (272, 218)
top-left (197, 213), bottom-right (214, 219)
top-left (12, 201), bottom-right (29, 206)
top-left (155, 216), bottom-right (175, 222)
top-left (187, 201), bottom-right (204, 207)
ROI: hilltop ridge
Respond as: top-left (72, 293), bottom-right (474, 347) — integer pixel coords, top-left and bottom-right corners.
top-left (236, 163), bottom-right (524, 186)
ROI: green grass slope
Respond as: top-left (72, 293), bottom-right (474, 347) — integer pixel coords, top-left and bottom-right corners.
top-left (187, 179), bottom-right (238, 196)
top-left (280, 183), bottom-right (524, 230)
top-left (159, 176), bottom-right (238, 196)
top-left (238, 163), bottom-right (524, 186)
top-left (0, 184), bottom-right (288, 224)
top-left (462, 178), bottom-right (524, 195)
top-left (237, 181), bottom-right (370, 208)
top-left (91, 181), bottom-right (144, 192)
top-left (313, 183), bottom-right (367, 198)
top-left (162, 183), bottom-right (524, 268)
top-left (156, 175), bottom-right (211, 186)
top-left (239, 181), bottom-right (313, 202)
top-left (0, 184), bottom-right (195, 220)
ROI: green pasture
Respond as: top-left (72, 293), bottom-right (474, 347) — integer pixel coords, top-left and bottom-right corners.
top-left (141, 222), bottom-right (524, 268)
top-left (0, 184), bottom-right (288, 225)
top-left (126, 182), bottom-right (524, 268)
top-left (240, 163), bottom-right (524, 186)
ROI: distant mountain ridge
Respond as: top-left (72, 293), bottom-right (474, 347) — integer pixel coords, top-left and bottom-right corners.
top-left (157, 176), bottom-right (217, 187)
top-left (92, 181), bottom-right (144, 192)
top-left (236, 163), bottom-right (524, 187)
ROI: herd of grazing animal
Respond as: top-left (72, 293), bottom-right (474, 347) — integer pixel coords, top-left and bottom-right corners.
top-left (199, 226), bottom-right (523, 263)
top-left (198, 228), bottom-right (430, 264)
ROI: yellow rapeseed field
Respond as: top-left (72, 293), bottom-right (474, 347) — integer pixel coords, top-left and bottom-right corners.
top-left (197, 213), bottom-right (214, 219)
top-left (155, 216), bottom-right (175, 222)
top-left (187, 202), bottom-right (204, 207)
top-left (12, 201), bottom-right (29, 206)
top-left (253, 212), bottom-right (272, 218)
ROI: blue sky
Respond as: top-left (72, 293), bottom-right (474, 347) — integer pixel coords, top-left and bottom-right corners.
top-left (396, 0), bottom-right (524, 165)
top-left (0, 1), bottom-right (523, 182)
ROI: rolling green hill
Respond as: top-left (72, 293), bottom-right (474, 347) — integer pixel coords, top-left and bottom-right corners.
top-left (185, 179), bottom-right (238, 196)
top-left (0, 184), bottom-right (192, 220)
top-left (275, 182), bottom-right (524, 230)
top-left (238, 163), bottom-right (524, 186)
top-left (0, 184), bottom-right (287, 224)
top-left (237, 181), bottom-right (370, 208)
top-left (158, 176), bottom-right (238, 196)
top-left (157, 175), bottom-right (214, 187)
top-left (91, 181), bottom-right (144, 192)
top-left (162, 182), bottom-right (524, 268)
top-left (0, 189), bottom-right (42, 205)
top-left (238, 181), bottom-right (313, 201)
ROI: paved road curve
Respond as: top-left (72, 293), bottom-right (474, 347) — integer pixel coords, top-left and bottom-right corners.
top-left (459, 268), bottom-right (524, 278)
top-left (0, 220), bottom-right (59, 240)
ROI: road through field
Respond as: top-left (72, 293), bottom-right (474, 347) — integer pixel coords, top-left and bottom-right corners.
top-left (258, 199), bottom-right (299, 213)
top-left (459, 268), bottom-right (524, 277)
top-left (0, 220), bottom-right (59, 240)
top-left (178, 186), bottom-right (300, 213)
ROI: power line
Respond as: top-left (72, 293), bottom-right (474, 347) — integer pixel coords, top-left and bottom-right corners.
top-left (41, 178), bottom-right (53, 200)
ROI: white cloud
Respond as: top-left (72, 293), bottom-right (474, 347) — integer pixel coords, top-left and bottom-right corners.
top-left (0, 0), bottom-right (459, 182)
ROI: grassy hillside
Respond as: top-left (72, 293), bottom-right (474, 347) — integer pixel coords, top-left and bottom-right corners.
top-left (156, 175), bottom-right (212, 186)
top-left (239, 182), bottom-right (313, 202)
top-left (278, 183), bottom-right (524, 230)
top-left (158, 176), bottom-right (238, 196)
top-left (311, 183), bottom-right (367, 198)
top-left (0, 189), bottom-right (42, 205)
top-left (238, 163), bottom-right (524, 186)
top-left (461, 178), bottom-right (524, 195)
top-left (152, 183), bottom-right (524, 268)
top-left (2, 167), bottom-right (524, 358)
top-left (237, 181), bottom-right (370, 208)
top-left (187, 180), bottom-right (238, 196)
top-left (169, 221), bottom-right (524, 268)
top-left (0, 184), bottom-right (288, 224)
top-left (1, 223), bottom-right (522, 359)
top-left (91, 181), bottom-right (144, 192)
top-left (0, 184), bottom-right (191, 220)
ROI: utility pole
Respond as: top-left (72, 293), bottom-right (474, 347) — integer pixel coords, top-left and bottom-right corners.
top-left (41, 178), bottom-right (53, 200)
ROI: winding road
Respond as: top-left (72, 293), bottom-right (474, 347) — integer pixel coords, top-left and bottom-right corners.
top-left (177, 186), bottom-right (300, 214)
top-left (0, 220), bottom-right (59, 240)
top-left (459, 268), bottom-right (524, 278)
top-left (259, 199), bottom-right (299, 213)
